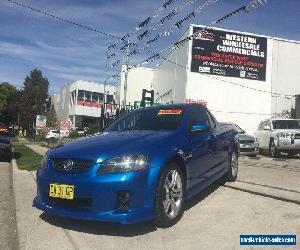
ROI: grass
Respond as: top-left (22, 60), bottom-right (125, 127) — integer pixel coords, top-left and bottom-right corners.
top-left (13, 145), bottom-right (43, 171)
top-left (39, 142), bottom-right (50, 148)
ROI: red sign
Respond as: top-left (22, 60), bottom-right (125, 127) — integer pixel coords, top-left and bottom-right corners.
top-left (158, 109), bottom-right (182, 115)
top-left (185, 99), bottom-right (207, 107)
top-left (60, 121), bottom-right (71, 131)
top-left (77, 101), bottom-right (102, 108)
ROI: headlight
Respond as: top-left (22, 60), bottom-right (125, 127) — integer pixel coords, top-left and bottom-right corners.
top-left (40, 154), bottom-right (48, 170)
top-left (97, 155), bottom-right (147, 174)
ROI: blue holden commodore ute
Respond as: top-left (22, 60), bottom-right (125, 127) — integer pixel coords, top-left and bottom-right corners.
top-left (33, 104), bottom-right (239, 227)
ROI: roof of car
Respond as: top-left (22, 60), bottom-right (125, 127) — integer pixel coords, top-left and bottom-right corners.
top-left (139, 103), bottom-right (206, 110)
top-left (271, 118), bottom-right (300, 121)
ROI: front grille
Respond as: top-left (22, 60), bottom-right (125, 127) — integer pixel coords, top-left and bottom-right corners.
top-left (52, 159), bottom-right (92, 173)
top-left (294, 133), bottom-right (300, 139)
top-left (240, 140), bottom-right (255, 144)
top-left (47, 195), bottom-right (92, 209)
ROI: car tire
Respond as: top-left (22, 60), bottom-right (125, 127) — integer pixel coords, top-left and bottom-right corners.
top-left (225, 151), bottom-right (238, 182)
top-left (249, 153), bottom-right (258, 157)
top-left (154, 163), bottom-right (185, 228)
top-left (4, 150), bottom-right (12, 162)
top-left (269, 139), bottom-right (280, 158)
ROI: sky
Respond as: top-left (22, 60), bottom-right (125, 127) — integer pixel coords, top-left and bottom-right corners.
top-left (1, 0), bottom-right (300, 95)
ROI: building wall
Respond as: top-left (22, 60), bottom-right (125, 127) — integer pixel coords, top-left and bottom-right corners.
top-left (271, 40), bottom-right (300, 114)
top-left (69, 80), bottom-right (115, 118)
top-left (153, 29), bottom-right (190, 104)
top-left (57, 83), bottom-right (71, 123)
top-left (116, 66), bottom-right (153, 106)
top-left (56, 80), bottom-right (116, 128)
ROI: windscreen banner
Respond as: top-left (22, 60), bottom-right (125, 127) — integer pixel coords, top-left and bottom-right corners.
top-left (191, 27), bottom-right (268, 81)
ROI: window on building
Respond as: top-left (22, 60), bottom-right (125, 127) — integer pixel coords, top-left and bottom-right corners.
top-left (85, 91), bottom-right (92, 102)
top-left (78, 90), bottom-right (85, 101)
top-left (99, 93), bottom-right (104, 102)
top-left (106, 94), bottom-right (114, 103)
top-left (92, 92), bottom-right (99, 102)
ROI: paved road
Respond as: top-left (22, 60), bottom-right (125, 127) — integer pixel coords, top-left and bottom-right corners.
top-left (12, 155), bottom-right (300, 250)
top-left (0, 161), bottom-right (18, 250)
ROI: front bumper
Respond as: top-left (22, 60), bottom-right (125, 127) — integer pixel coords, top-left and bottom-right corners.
top-left (239, 142), bottom-right (259, 155)
top-left (33, 167), bottom-right (159, 224)
top-left (276, 138), bottom-right (300, 151)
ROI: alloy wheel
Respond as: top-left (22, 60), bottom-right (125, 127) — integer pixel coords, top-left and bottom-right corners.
top-left (162, 170), bottom-right (183, 219)
top-left (231, 152), bottom-right (238, 177)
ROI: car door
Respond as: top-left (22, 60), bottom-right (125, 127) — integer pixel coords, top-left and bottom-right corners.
top-left (206, 110), bottom-right (228, 173)
top-left (186, 106), bottom-right (217, 188)
top-left (262, 119), bottom-right (272, 148)
top-left (254, 121), bottom-right (264, 148)
top-left (257, 119), bottom-right (271, 149)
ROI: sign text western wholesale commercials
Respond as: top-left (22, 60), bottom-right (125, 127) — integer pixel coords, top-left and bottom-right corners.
top-left (191, 27), bottom-right (267, 81)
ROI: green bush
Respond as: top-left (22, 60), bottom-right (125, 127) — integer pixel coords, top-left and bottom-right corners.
top-left (86, 124), bottom-right (101, 135)
top-left (69, 130), bottom-right (79, 138)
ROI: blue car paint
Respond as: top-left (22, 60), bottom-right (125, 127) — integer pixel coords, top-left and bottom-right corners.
top-left (33, 104), bottom-right (238, 224)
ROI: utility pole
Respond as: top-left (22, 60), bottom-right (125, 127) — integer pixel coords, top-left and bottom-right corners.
top-left (100, 48), bottom-right (109, 129)
top-left (124, 39), bottom-right (130, 109)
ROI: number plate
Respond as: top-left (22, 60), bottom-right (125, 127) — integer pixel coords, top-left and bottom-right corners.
top-left (49, 184), bottom-right (74, 200)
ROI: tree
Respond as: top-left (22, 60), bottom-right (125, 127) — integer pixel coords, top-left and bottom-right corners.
top-left (47, 106), bottom-right (58, 128)
top-left (0, 82), bottom-right (18, 124)
top-left (21, 69), bottom-right (49, 130)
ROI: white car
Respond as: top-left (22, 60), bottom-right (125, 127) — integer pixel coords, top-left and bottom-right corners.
top-left (254, 118), bottom-right (300, 157)
top-left (45, 130), bottom-right (60, 139)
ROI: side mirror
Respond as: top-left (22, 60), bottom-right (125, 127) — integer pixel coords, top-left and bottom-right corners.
top-left (191, 123), bottom-right (209, 133)
top-left (263, 125), bottom-right (271, 130)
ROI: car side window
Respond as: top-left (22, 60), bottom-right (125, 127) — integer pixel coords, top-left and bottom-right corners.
top-left (206, 111), bottom-right (216, 129)
top-left (188, 106), bottom-right (209, 130)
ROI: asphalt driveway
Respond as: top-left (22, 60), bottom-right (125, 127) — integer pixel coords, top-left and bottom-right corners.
top-left (12, 155), bottom-right (300, 250)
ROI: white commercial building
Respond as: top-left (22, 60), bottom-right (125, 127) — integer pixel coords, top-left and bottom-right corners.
top-left (117, 24), bottom-right (300, 135)
top-left (116, 66), bottom-right (154, 106)
top-left (55, 80), bottom-right (115, 128)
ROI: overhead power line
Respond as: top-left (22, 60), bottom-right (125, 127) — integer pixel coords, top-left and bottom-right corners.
top-left (6, 0), bottom-right (121, 39)
top-left (109, 0), bottom-right (293, 98)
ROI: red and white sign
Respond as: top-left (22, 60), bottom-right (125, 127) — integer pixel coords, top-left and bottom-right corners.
top-left (77, 101), bottom-right (103, 108)
top-left (185, 99), bottom-right (207, 107)
top-left (60, 121), bottom-right (71, 131)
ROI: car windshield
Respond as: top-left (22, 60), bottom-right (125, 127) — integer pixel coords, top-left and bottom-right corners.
top-left (105, 107), bottom-right (184, 132)
top-left (272, 120), bottom-right (300, 129)
top-left (234, 124), bottom-right (245, 134)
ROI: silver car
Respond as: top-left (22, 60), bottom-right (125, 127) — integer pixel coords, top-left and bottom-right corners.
top-left (233, 124), bottom-right (259, 157)
top-left (254, 118), bottom-right (300, 157)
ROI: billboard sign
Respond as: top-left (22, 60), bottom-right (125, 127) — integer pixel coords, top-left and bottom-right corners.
top-left (191, 27), bottom-right (268, 81)
top-left (60, 121), bottom-right (71, 131)
top-left (36, 115), bottom-right (47, 130)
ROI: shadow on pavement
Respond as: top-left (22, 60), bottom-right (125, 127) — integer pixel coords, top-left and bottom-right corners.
top-left (39, 181), bottom-right (224, 236)
top-left (185, 182), bottom-right (223, 211)
top-left (0, 153), bottom-right (12, 162)
top-left (40, 213), bottom-right (157, 236)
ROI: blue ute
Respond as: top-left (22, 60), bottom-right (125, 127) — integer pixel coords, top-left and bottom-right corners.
top-left (33, 104), bottom-right (239, 227)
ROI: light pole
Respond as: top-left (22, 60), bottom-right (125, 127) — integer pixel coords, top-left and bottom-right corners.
top-left (124, 39), bottom-right (130, 109)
